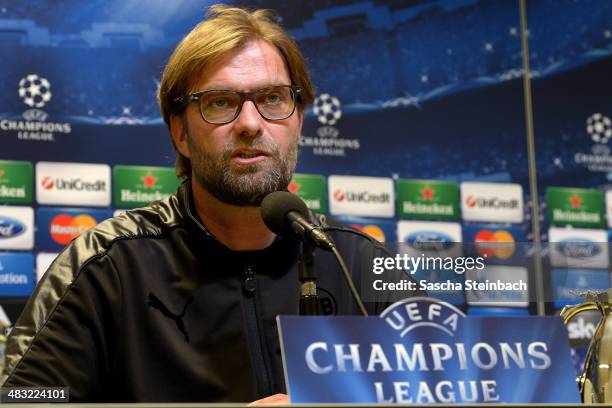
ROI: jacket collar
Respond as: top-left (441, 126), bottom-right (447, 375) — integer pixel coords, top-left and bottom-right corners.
top-left (177, 179), bottom-right (301, 274)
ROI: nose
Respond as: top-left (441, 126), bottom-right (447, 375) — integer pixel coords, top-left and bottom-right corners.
top-left (233, 99), bottom-right (263, 138)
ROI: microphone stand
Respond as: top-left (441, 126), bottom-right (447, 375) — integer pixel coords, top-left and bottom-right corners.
top-left (298, 242), bottom-right (322, 315)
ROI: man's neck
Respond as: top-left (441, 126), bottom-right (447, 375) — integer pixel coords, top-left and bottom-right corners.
top-left (190, 180), bottom-right (276, 251)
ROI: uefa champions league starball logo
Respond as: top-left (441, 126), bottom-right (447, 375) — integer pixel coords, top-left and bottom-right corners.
top-left (313, 93), bottom-right (342, 126)
top-left (587, 113), bottom-right (612, 144)
top-left (18, 74), bottom-right (52, 108)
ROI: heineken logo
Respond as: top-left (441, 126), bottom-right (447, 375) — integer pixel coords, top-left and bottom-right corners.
top-left (289, 174), bottom-right (326, 213)
top-left (288, 180), bottom-right (300, 194)
top-left (120, 189), bottom-right (168, 203)
top-left (547, 187), bottom-right (604, 228)
top-left (113, 165), bottom-right (179, 208)
top-left (421, 186), bottom-right (434, 200)
top-left (403, 186), bottom-right (456, 214)
top-left (551, 194), bottom-right (601, 222)
top-left (397, 179), bottom-right (459, 221)
top-left (552, 209), bottom-right (600, 223)
top-left (288, 180), bottom-right (321, 210)
top-left (0, 160), bottom-right (33, 204)
top-left (402, 202), bottom-right (454, 215)
top-left (141, 171), bottom-right (158, 189)
top-left (0, 186), bottom-right (26, 198)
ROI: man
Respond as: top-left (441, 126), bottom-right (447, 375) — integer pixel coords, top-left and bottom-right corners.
top-left (1, 5), bottom-right (413, 402)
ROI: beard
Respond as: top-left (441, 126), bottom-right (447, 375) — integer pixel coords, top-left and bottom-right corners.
top-left (187, 135), bottom-right (298, 207)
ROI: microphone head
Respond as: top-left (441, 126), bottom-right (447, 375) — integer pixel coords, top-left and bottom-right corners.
top-left (261, 191), bottom-right (310, 235)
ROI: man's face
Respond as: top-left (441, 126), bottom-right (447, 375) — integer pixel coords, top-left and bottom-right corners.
top-left (173, 39), bottom-right (303, 206)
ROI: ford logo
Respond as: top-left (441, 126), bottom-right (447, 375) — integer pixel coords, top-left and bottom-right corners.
top-left (556, 238), bottom-right (601, 258)
top-left (405, 231), bottom-right (454, 250)
top-left (0, 217), bottom-right (26, 238)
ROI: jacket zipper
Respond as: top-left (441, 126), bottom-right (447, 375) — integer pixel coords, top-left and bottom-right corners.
top-left (242, 264), bottom-right (273, 397)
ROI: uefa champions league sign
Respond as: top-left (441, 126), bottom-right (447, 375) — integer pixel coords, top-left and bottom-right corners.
top-left (278, 298), bottom-right (580, 403)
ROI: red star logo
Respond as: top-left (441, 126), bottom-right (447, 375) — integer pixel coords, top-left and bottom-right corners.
top-left (570, 195), bottom-right (582, 209)
top-left (141, 171), bottom-right (158, 189)
top-left (421, 186), bottom-right (434, 201)
top-left (288, 180), bottom-right (300, 194)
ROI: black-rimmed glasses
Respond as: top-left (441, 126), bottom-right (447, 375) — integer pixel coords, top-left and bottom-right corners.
top-left (175, 85), bottom-right (301, 124)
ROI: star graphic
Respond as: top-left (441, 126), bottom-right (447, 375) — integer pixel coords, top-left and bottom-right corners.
top-left (570, 195), bottom-right (582, 209)
top-left (141, 171), bottom-right (158, 189)
top-left (122, 106), bottom-right (132, 115)
top-left (0, 169), bottom-right (5, 178)
top-left (421, 186), bottom-right (434, 201)
top-left (288, 180), bottom-right (300, 194)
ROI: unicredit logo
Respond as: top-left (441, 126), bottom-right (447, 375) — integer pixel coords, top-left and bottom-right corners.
top-left (40, 176), bottom-right (107, 192)
top-left (333, 189), bottom-right (390, 204)
top-left (41, 176), bottom-right (54, 190)
top-left (333, 189), bottom-right (345, 202)
top-left (465, 195), bottom-right (518, 209)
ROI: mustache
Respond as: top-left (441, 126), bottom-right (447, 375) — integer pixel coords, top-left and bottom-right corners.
top-left (222, 140), bottom-right (281, 160)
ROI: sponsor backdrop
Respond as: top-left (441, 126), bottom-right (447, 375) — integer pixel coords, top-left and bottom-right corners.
top-left (1, 0), bottom-right (611, 375)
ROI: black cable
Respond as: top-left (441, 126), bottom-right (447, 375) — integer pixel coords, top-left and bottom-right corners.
top-left (330, 245), bottom-right (369, 317)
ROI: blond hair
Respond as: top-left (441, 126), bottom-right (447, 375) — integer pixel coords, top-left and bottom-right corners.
top-left (158, 4), bottom-right (314, 179)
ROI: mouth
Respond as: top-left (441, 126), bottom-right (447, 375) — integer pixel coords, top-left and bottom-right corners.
top-left (230, 148), bottom-right (271, 165)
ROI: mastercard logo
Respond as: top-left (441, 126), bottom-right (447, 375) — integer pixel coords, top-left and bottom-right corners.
top-left (474, 229), bottom-right (515, 259)
top-left (351, 224), bottom-right (385, 243)
top-left (49, 214), bottom-right (97, 245)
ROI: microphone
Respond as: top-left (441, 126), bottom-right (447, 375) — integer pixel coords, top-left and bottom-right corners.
top-left (261, 191), bottom-right (335, 251)
top-left (261, 191), bottom-right (369, 316)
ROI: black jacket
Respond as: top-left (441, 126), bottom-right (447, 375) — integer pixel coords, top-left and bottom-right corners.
top-left (1, 181), bottom-right (411, 402)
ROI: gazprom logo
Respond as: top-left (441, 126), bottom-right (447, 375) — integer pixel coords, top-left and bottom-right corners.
top-left (380, 298), bottom-right (465, 337)
top-left (0, 217), bottom-right (26, 238)
top-left (556, 238), bottom-right (601, 258)
top-left (405, 231), bottom-right (454, 251)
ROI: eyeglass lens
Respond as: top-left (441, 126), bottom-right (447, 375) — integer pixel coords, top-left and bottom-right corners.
top-left (199, 86), bottom-right (295, 123)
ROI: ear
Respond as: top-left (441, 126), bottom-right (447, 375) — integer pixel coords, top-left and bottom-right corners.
top-left (170, 114), bottom-right (191, 159)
